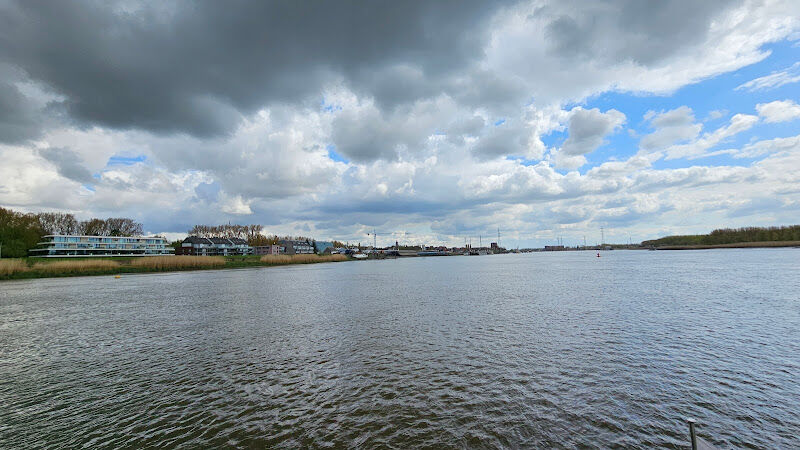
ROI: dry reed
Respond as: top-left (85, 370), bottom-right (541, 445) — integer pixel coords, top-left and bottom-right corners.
top-left (32, 259), bottom-right (120, 274)
top-left (0, 259), bottom-right (29, 276)
top-left (260, 254), bottom-right (348, 264)
top-left (130, 255), bottom-right (225, 269)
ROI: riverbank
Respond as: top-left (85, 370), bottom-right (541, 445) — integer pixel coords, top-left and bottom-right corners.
top-left (655, 241), bottom-right (800, 250)
top-left (0, 254), bottom-right (349, 281)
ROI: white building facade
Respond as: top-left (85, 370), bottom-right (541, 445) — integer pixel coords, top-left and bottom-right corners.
top-left (30, 235), bottom-right (174, 257)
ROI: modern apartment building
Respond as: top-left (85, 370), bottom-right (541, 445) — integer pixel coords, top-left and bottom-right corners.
top-left (176, 236), bottom-right (253, 256)
top-left (30, 235), bottom-right (174, 257)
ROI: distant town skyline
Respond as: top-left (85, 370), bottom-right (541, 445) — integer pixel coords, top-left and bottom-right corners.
top-left (0, 1), bottom-right (799, 248)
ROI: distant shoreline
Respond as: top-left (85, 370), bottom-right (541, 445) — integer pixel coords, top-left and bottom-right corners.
top-left (654, 241), bottom-right (800, 250)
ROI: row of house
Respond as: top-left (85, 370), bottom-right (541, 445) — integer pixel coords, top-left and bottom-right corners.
top-left (176, 236), bottom-right (252, 256)
top-left (177, 237), bottom-right (318, 256)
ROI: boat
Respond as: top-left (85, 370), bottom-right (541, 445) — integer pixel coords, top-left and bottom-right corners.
top-left (352, 253), bottom-right (368, 259)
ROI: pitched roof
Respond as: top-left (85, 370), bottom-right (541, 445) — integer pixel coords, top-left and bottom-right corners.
top-left (182, 236), bottom-right (249, 245)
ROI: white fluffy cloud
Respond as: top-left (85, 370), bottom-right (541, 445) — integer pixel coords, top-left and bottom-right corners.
top-left (658, 113), bottom-right (760, 160)
top-left (561, 108), bottom-right (626, 156)
top-left (737, 62), bottom-right (800, 91)
top-left (756, 99), bottom-right (800, 123)
top-left (640, 106), bottom-right (702, 151)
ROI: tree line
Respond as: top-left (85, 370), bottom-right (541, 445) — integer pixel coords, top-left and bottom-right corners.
top-left (642, 225), bottom-right (800, 247)
top-left (187, 224), bottom-right (315, 247)
top-left (0, 207), bottom-right (145, 257)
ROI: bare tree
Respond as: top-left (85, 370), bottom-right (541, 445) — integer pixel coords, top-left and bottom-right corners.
top-left (105, 218), bottom-right (144, 236)
top-left (37, 212), bottom-right (79, 235)
top-left (77, 217), bottom-right (143, 236)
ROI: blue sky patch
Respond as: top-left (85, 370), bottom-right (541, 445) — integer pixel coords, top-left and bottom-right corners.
top-left (327, 144), bottom-right (350, 163)
top-left (107, 154), bottom-right (147, 166)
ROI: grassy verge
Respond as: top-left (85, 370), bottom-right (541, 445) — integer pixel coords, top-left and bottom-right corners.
top-left (656, 241), bottom-right (800, 250)
top-left (0, 254), bottom-right (350, 281)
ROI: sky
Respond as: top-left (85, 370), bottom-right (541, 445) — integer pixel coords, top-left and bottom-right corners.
top-left (0, 0), bottom-right (799, 248)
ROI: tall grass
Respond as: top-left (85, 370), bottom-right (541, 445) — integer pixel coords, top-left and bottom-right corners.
top-left (0, 259), bottom-right (29, 276)
top-left (260, 254), bottom-right (348, 264)
top-left (31, 259), bottom-right (120, 274)
top-left (130, 255), bottom-right (225, 269)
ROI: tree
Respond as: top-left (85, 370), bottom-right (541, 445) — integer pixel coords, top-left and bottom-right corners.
top-left (80, 218), bottom-right (107, 236)
top-left (0, 207), bottom-right (44, 257)
top-left (74, 217), bottom-right (144, 236)
top-left (189, 223), bottom-right (266, 240)
top-left (248, 233), bottom-right (276, 246)
top-left (37, 212), bottom-right (79, 235)
top-left (104, 218), bottom-right (144, 236)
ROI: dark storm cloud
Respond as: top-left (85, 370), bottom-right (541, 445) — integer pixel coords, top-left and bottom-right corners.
top-left (0, 79), bottom-right (41, 143)
top-left (0, 0), bottom-right (763, 166)
top-left (0, 0), bottom-right (504, 137)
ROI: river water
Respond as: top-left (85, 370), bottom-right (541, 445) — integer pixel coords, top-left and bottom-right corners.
top-left (1, 249), bottom-right (798, 448)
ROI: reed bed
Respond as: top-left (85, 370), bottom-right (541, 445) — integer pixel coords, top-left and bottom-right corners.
top-left (260, 254), bottom-right (348, 264)
top-left (0, 259), bottom-right (30, 276)
top-left (31, 259), bottom-right (120, 274)
top-left (130, 255), bottom-right (225, 269)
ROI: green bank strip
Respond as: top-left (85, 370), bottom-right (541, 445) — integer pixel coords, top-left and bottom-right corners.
top-left (0, 255), bottom-right (349, 281)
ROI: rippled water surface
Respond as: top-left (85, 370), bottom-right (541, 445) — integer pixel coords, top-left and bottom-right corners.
top-left (1, 249), bottom-right (799, 448)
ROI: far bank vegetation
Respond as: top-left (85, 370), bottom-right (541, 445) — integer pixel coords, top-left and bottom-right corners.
top-left (642, 225), bottom-right (800, 247)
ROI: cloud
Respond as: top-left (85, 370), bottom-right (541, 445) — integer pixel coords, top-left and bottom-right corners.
top-left (471, 119), bottom-right (531, 159)
top-left (561, 108), bottom-right (626, 156)
top-left (551, 107), bottom-right (625, 169)
top-left (0, 0), bottom-right (500, 137)
top-left (35, 147), bottom-right (94, 183)
top-left (736, 62), bottom-right (800, 91)
top-left (541, 0), bottom-right (737, 66)
top-left (219, 194), bottom-right (253, 215)
top-left (653, 111), bottom-right (759, 160)
top-left (756, 99), bottom-right (800, 123)
top-left (0, 75), bottom-right (44, 143)
top-left (734, 135), bottom-right (800, 159)
top-left (641, 106), bottom-right (702, 151)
